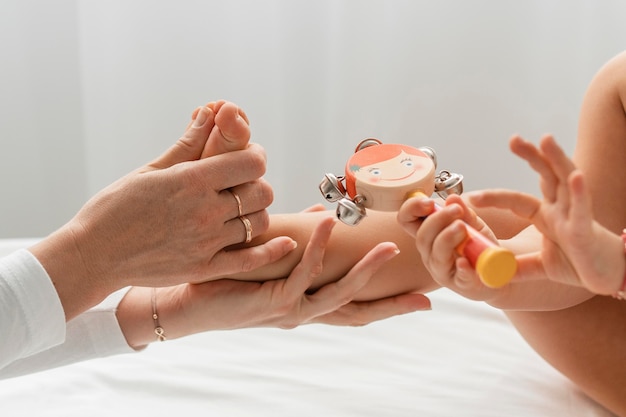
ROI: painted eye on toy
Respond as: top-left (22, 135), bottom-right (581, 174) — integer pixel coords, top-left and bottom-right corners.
top-left (401, 159), bottom-right (413, 168)
top-left (368, 168), bottom-right (382, 176)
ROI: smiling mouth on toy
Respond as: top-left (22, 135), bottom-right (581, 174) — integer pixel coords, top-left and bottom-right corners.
top-left (379, 169), bottom-right (417, 181)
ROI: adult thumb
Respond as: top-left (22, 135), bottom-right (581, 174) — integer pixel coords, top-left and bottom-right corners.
top-left (147, 105), bottom-right (216, 171)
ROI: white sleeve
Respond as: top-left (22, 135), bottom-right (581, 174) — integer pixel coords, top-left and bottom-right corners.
top-left (0, 250), bottom-right (136, 379)
top-left (0, 249), bottom-right (66, 368)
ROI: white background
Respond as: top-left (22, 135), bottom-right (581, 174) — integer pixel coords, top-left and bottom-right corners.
top-left (2, 0), bottom-right (626, 237)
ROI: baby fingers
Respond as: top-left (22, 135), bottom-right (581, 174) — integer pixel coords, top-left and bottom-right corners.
top-left (469, 189), bottom-right (542, 223)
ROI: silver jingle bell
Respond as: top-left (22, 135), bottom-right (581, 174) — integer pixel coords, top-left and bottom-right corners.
top-left (354, 138), bottom-right (383, 152)
top-left (336, 197), bottom-right (367, 226)
top-left (434, 170), bottom-right (464, 199)
top-left (319, 173), bottom-right (346, 202)
top-left (418, 146), bottom-right (437, 169)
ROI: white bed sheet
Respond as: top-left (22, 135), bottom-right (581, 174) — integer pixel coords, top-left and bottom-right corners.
top-left (0, 239), bottom-right (614, 417)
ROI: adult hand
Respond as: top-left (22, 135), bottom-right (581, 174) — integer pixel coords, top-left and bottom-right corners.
top-left (129, 217), bottom-right (430, 347)
top-left (31, 104), bottom-right (295, 320)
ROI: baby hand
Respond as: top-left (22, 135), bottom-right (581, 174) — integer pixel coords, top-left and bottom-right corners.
top-left (398, 194), bottom-right (503, 302)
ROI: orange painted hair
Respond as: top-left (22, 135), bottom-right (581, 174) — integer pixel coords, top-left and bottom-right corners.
top-left (347, 144), bottom-right (428, 172)
top-left (345, 143), bottom-right (430, 198)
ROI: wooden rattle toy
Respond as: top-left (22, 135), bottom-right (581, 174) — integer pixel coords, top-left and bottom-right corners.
top-left (319, 138), bottom-right (516, 288)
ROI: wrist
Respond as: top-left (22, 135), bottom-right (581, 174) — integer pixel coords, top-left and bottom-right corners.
top-left (116, 287), bottom-right (154, 349)
top-left (29, 223), bottom-right (118, 321)
top-left (116, 285), bottom-right (191, 349)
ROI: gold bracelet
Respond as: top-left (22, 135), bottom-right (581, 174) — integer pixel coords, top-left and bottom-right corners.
top-left (151, 288), bottom-right (167, 341)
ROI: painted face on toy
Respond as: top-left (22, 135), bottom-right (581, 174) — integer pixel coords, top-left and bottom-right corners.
top-left (344, 143), bottom-right (436, 211)
top-left (353, 150), bottom-right (431, 185)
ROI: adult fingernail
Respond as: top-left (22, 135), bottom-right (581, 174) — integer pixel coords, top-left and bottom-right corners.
top-left (418, 298), bottom-right (432, 311)
top-left (193, 106), bottom-right (208, 127)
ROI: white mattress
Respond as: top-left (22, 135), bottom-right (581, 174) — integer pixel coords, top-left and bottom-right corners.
top-left (0, 239), bottom-right (613, 416)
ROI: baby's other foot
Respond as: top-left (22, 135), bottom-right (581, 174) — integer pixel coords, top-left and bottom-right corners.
top-left (201, 100), bottom-right (251, 158)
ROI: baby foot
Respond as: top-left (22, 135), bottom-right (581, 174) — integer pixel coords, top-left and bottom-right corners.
top-left (201, 100), bottom-right (251, 158)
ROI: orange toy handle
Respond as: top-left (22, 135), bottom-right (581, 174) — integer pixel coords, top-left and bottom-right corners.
top-left (414, 192), bottom-right (517, 288)
top-left (456, 224), bottom-right (517, 288)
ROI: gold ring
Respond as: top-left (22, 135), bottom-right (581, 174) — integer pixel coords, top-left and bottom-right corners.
top-left (239, 215), bottom-right (252, 243)
top-left (229, 189), bottom-right (244, 217)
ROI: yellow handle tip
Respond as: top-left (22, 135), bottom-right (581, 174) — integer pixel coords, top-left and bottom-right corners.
top-left (475, 247), bottom-right (517, 288)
